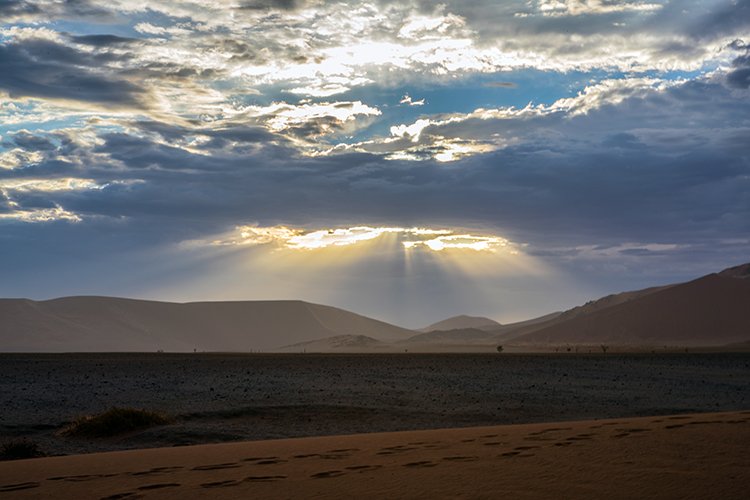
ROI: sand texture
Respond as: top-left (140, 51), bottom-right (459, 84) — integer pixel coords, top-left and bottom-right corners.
top-left (2, 411), bottom-right (748, 499)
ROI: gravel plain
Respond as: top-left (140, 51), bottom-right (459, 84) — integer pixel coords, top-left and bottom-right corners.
top-left (1, 353), bottom-right (748, 456)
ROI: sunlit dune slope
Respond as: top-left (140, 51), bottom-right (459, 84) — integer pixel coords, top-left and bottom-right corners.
top-left (0, 297), bottom-right (414, 352)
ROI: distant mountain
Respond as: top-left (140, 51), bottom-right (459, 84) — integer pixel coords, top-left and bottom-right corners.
top-left (403, 328), bottom-right (495, 345)
top-left (419, 315), bottom-right (501, 333)
top-left (512, 266), bottom-right (750, 346)
top-left (278, 334), bottom-right (385, 352)
top-left (0, 297), bottom-right (414, 352)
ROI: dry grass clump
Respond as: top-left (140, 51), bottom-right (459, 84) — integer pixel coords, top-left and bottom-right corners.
top-left (0, 439), bottom-right (45, 460)
top-left (60, 407), bottom-right (172, 438)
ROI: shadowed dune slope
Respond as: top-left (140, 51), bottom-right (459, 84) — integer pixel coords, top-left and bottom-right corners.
top-left (513, 273), bottom-right (750, 345)
top-left (404, 328), bottom-right (495, 344)
top-left (278, 334), bottom-right (385, 352)
top-left (0, 297), bottom-right (414, 352)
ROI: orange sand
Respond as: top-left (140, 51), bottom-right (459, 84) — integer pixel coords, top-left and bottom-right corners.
top-left (1, 411), bottom-right (748, 499)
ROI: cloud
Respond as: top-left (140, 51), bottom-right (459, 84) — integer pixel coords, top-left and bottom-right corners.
top-left (0, 35), bottom-right (146, 108)
top-left (399, 95), bottom-right (425, 106)
top-left (70, 34), bottom-right (140, 46)
top-left (726, 40), bottom-right (750, 88)
top-left (483, 81), bottom-right (517, 88)
top-left (0, 0), bottom-right (748, 318)
top-left (209, 224), bottom-right (517, 253)
top-left (533, 0), bottom-right (662, 17)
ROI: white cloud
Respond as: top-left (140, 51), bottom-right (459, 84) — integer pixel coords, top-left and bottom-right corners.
top-left (0, 148), bottom-right (44, 170)
top-left (210, 225), bottom-right (519, 253)
top-left (399, 94), bottom-right (425, 106)
top-left (0, 205), bottom-right (82, 223)
top-left (535, 0), bottom-right (663, 16)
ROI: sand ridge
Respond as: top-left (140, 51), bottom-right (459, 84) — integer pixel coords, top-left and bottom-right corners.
top-left (1, 411), bottom-right (748, 499)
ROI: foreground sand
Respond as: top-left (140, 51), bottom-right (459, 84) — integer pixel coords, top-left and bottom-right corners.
top-left (2, 411), bottom-right (748, 499)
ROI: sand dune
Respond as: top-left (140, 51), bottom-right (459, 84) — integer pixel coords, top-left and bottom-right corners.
top-left (418, 315), bottom-right (501, 332)
top-left (1, 411), bottom-right (748, 499)
top-left (514, 273), bottom-right (750, 345)
top-left (402, 328), bottom-right (496, 345)
top-left (278, 334), bottom-right (385, 352)
top-left (0, 297), bottom-right (413, 352)
top-left (3, 263), bottom-right (749, 352)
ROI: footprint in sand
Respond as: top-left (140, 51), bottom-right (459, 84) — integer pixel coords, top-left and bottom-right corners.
top-left (0, 482), bottom-right (40, 492)
top-left (137, 483), bottom-right (181, 491)
top-left (100, 492), bottom-right (144, 500)
top-left (402, 461), bottom-right (437, 468)
top-left (377, 446), bottom-right (417, 455)
top-left (49, 474), bottom-right (118, 481)
top-left (200, 480), bottom-right (241, 488)
top-left (243, 456), bottom-right (280, 462)
top-left (243, 475), bottom-right (287, 482)
top-left (192, 463), bottom-right (241, 471)
top-left (612, 428), bottom-right (650, 438)
top-left (345, 465), bottom-right (383, 472)
top-left (442, 456), bottom-right (478, 462)
top-left (565, 434), bottom-right (593, 441)
top-left (311, 470), bottom-right (347, 478)
top-left (130, 466), bottom-right (184, 476)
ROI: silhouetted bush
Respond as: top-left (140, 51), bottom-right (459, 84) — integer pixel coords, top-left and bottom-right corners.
top-left (0, 439), bottom-right (45, 460)
top-left (60, 407), bottom-right (172, 438)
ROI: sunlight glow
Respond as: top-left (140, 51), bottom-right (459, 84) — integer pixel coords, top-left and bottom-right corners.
top-left (215, 224), bottom-right (518, 254)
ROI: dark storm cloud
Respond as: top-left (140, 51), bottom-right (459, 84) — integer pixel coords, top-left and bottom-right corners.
top-left (11, 131), bottom-right (56, 150)
top-left (726, 40), bottom-right (750, 88)
top-left (0, 39), bottom-right (145, 107)
top-left (686, 0), bottom-right (750, 40)
top-left (69, 76), bottom-right (740, 250)
top-left (238, 0), bottom-right (310, 11)
top-left (0, 0), bottom-right (112, 22)
top-left (0, 0), bottom-right (41, 17)
top-left (70, 34), bottom-right (140, 46)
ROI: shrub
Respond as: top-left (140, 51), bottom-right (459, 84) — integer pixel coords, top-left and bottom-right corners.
top-left (0, 439), bottom-right (45, 460)
top-left (60, 407), bottom-right (172, 438)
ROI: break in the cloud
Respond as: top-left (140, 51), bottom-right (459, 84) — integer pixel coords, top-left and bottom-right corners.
top-left (210, 225), bottom-right (515, 253)
top-left (0, 1), bottom-right (748, 325)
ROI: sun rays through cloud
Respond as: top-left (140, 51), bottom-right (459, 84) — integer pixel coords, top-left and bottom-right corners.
top-left (1, 1), bottom-right (747, 326)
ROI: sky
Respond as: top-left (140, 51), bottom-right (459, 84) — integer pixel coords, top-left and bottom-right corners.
top-left (1, 0), bottom-right (749, 328)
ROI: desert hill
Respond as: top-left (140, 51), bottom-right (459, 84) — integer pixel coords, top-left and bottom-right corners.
top-left (403, 328), bottom-right (495, 345)
top-left (0, 297), bottom-right (414, 352)
top-left (512, 271), bottom-right (750, 346)
top-left (419, 315), bottom-right (501, 333)
top-left (278, 334), bottom-right (385, 352)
